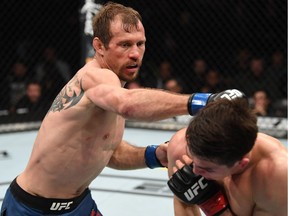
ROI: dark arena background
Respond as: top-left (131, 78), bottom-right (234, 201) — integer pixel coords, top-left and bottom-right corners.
top-left (0, 0), bottom-right (287, 136)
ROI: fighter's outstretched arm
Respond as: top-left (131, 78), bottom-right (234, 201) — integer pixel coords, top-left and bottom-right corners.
top-left (84, 68), bottom-right (246, 121)
top-left (87, 83), bottom-right (190, 121)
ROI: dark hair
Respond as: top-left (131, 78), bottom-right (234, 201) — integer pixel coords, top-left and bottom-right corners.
top-left (92, 2), bottom-right (142, 48)
top-left (186, 99), bottom-right (258, 167)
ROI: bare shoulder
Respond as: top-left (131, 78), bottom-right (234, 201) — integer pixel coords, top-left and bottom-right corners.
top-left (81, 62), bottom-right (121, 90)
top-left (252, 133), bottom-right (287, 182)
top-left (251, 133), bottom-right (287, 214)
top-left (48, 61), bottom-right (119, 113)
top-left (167, 128), bottom-right (188, 167)
top-left (48, 72), bottom-right (86, 112)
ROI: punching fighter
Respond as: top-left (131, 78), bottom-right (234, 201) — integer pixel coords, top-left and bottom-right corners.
top-left (1, 2), bottom-right (245, 216)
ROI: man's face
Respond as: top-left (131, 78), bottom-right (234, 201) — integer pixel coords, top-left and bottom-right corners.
top-left (190, 156), bottom-right (238, 181)
top-left (102, 17), bottom-right (146, 82)
top-left (27, 84), bottom-right (41, 103)
top-left (254, 91), bottom-right (269, 107)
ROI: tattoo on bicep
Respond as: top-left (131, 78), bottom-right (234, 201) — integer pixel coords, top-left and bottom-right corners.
top-left (49, 76), bottom-right (84, 112)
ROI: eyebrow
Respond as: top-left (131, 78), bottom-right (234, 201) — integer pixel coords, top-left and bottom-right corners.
top-left (185, 146), bottom-right (216, 172)
top-left (117, 39), bottom-right (145, 45)
top-left (195, 165), bottom-right (214, 172)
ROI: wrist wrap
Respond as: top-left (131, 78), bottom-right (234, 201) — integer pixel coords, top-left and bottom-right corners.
top-left (145, 145), bottom-right (163, 169)
top-left (188, 93), bottom-right (212, 115)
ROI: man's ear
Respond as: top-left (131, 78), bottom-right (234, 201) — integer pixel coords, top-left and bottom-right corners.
top-left (92, 37), bottom-right (104, 56)
top-left (237, 157), bottom-right (250, 169)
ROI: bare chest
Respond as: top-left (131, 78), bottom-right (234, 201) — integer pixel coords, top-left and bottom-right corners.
top-left (83, 112), bottom-right (125, 149)
top-left (223, 176), bottom-right (255, 216)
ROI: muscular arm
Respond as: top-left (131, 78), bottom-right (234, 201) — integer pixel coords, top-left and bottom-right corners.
top-left (84, 69), bottom-right (189, 121)
top-left (107, 140), bottom-right (146, 169)
top-left (108, 140), bottom-right (168, 170)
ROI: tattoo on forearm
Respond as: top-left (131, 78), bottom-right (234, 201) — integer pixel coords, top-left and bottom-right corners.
top-left (49, 76), bottom-right (84, 112)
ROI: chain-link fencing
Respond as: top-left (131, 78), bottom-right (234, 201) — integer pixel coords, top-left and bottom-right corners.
top-left (0, 0), bottom-right (286, 136)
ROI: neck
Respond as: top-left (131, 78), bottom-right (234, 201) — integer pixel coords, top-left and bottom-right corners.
top-left (94, 55), bottom-right (110, 70)
top-left (93, 56), bottom-right (126, 88)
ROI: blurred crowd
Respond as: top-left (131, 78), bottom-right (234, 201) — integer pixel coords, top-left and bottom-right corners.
top-left (0, 46), bottom-right (71, 122)
top-left (0, 0), bottom-right (286, 122)
top-left (0, 46), bottom-right (286, 123)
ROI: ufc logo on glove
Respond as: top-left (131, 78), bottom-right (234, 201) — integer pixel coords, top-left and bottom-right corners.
top-left (218, 89), bottom-right (244, 100)
top-left (168, 165), bottom-right (230, 216)
top-left (184, 176), bottom-right (208, 201)
top-left (188, 89), bottom-right (246, 115)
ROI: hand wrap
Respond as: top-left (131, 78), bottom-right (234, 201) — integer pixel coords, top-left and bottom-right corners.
top-left (145, 145), bottom-right (164, 169)
top-left (188, 89), bottom-right (246, 115)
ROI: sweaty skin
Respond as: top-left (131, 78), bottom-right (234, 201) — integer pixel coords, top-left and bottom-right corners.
top-left (168, 128), bottom-right (288, 216)
top-left (17, 17), bottom-right (189, 199)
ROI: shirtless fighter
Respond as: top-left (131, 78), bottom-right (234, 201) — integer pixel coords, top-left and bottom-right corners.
top-left (168, 99), bottom-right (287, 216)
top-left (0, 2), bottom-right (245, 216)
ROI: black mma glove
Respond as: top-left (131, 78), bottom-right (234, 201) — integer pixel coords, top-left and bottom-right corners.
top-left (188, 89), bottom-right (246, 115)
top-left (168, 164), bottom-right (229, 216)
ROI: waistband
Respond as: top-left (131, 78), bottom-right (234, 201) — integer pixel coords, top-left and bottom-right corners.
top-left (10, 178), bottom-right (90, 214)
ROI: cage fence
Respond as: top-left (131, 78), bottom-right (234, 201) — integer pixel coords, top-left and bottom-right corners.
top-left (0, 0), bottom-right (286, 137)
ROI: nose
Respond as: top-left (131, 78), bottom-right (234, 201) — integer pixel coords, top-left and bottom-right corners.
top-left (129, 45), bottom-right (140, 60)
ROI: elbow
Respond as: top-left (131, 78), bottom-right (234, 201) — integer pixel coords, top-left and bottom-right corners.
top-left (117, 101), bottom-right (136, 119)
top-left (107, 158), bottom-right (117, 169)
top-left (115, 90), bottom-right (155, 121)
top-left (120, 105), bottom-right (136, 119)
top-left (109, 90), bottom-right (135, 119)
top-left (119, 104), bottom-right (155, 121)
top-left (116, 91), bottom-right (141, 120)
